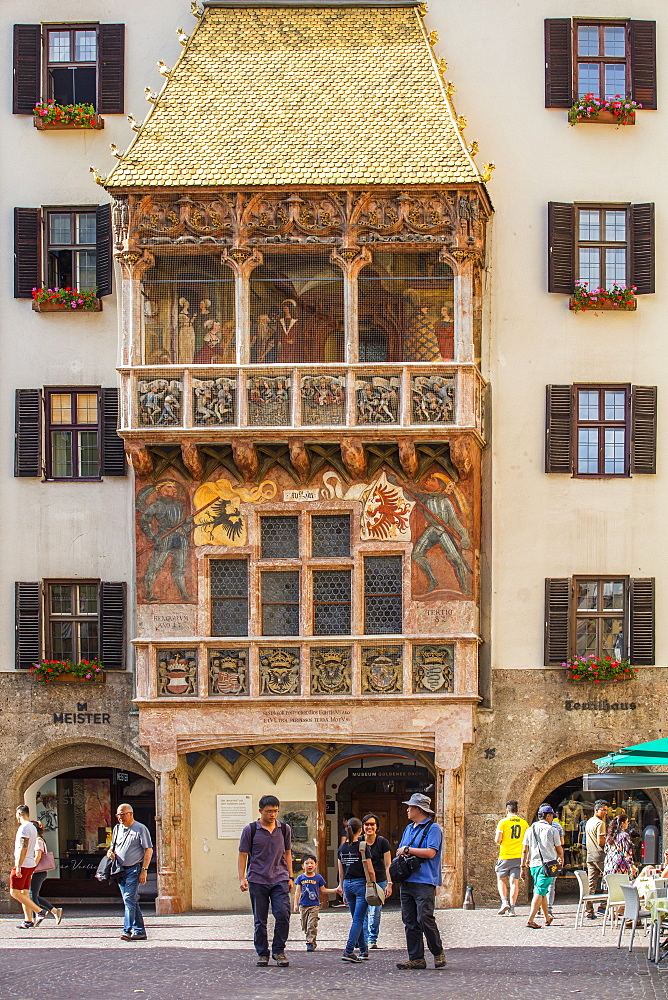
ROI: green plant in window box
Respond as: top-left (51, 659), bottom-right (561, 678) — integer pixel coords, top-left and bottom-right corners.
top-left (33, 100), bottom-right (101, 128)
top-left (32, 287), bottom-right (100, 311)
top-left (568, 93), bottom-right (641, 127)
top-left (564, 654), bottom-right (637, 683)
top-left (30, 659), bottom-right (104, 683)
top-left (570, 281), bottom-right (637, 313)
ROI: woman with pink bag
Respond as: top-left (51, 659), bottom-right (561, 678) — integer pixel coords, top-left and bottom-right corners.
top-left (28, 821), bottom-right (62, 926)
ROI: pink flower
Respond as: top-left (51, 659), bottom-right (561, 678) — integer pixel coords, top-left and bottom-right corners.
top-left (71, 302), bottom-right (77, 309)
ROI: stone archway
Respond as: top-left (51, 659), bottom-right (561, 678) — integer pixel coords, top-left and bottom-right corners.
top-left (16, 739), bottom-right (153, 794)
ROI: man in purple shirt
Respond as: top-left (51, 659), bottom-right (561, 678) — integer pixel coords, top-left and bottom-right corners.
top-left (238, 795), bottom-right (294, 967)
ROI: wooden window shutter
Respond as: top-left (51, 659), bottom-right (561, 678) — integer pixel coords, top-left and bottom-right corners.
top-left (14, 207), bottom-right (41, 298)
top-left (629, 578), bottom-right (655, 665)
top-left (544, 578), bottom-right (570, 665)
top-left (631, 385), bottom-right (657, 474)
top-left (630, 203), bottom-right (655, 295)
top-left (15, 582), bottom-right (41, 669)
top-left (545, 385), bottom-right (573, 473)
top-left (547, 202), bottom-right (575, 294)
top-left (13, 25), bottom-right (41, 114)
top-left (630, 21), bottom-right (657, 110)
top-left (97, 25), bottom-right (125, 114)
top-left (544, 19), bottom-right (573, 108)
top-left (14, 389), bottom-right (42, 478)
top-left (101, 388), bottom-right (126, 476)
top-left (100, 582), bottom-right (126, 669)
top-left (96, 204), bottom-right (113, 297)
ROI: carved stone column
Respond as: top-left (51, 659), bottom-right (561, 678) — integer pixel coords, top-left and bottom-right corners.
top-left (221, 248), bottom-right (263, 365)
top-left (151, 751), bottom-right (191, 914)
top-left (116, 250), bottom-right (155, 367)
top-left (330, 248), bottom-right (371, 365)
top-left (444, 248), bottom-right (482, 366)
top-left (434, 710), bottom-right (475, 907)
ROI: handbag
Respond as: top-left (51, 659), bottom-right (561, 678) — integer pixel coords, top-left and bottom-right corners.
top-left (532, 826), bottom-right (560, 878)
top-left (360, 841), bottom-right (385, 907)
top-left (389, 820), bottom-right (435, 884)
top-left (95, 826), bottom-right (127, 884)
top-left (34, 850), bottom-right (55, 873)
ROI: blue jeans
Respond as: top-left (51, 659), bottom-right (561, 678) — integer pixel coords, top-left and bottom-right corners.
top-left (117, 863), bottom-right (145, 935)
top-left (248, 881), bottom-right (291, 957)
top-left (365, 880), bottom-right (387, 943)
top-left (343, 879), bottom-right (368, 955)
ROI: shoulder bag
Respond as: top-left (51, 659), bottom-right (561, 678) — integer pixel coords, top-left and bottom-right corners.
top-left (389, 820), bottom-right (435, 883)
top-left (95, 825), bottom-right (127, 884)
top-left (532, 826), bottom-right (560, 878)
top-left (34, 847), bottom-right (56, 873)
top-left (359, 840), bottom-right (385, 907)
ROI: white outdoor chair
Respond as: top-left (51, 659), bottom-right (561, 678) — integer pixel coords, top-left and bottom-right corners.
top-left (617, 884), bottom-right (650, 952)
top-left (574, 869), bottom-right (607, 928)
top-left (602, 873), bottom-right (632, 935)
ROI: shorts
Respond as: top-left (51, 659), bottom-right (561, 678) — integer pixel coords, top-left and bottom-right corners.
top-left (10, 867), bottom-right (34, 890)
top-left (530, 865), bottom-right (555, 897)
top-left (495, 858), bottom-right (521, 879)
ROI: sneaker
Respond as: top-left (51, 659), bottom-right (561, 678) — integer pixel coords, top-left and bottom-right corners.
top-left (396, 959), bottom-right (427, 970)
top-left (272, 953), bottom-right (289, 967)
top-left (497, 902), bottom-right (510, 915)
top-left (507, 907), bottom-right (516, 917)
top-left (342, 953), bottom-right (363, 963)
top-left (121, 932), bottom-right (133, 940)
top-left (597, 905), bottom-right (606, 914)
top-left (306, 943), bottom-right (315, 951)
top-left (54, 908), bottom-right (63, 925)
top-left (434, 952), bottom-right (447, 969)
top-left (359, 953), bottom-right (369, 960)
top-left (17, 921), bottom-right (33, 929)
top-left (130, 932), bottom-right (147, 940)
top-left (256, 955), bottom-right (269, 966)
top-left (585, 913), bottom-right (597, 920)
top-left (548, 906), bottom-right (553, 916)
top-left (33, 912), bottom-right (46, 927)
top-left (370, 942), bottom-right (379, 949)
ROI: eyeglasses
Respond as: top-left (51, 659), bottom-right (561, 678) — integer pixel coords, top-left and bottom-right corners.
top-left (116, 811), bottom-right (132, 817)
top-left (363, 822), bottom-right (377, 827)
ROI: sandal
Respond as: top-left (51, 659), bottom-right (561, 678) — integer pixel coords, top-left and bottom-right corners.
top-left (526, 920), bottom-right (541, 929)
top-left (545, 915), bottom-right (553, 926)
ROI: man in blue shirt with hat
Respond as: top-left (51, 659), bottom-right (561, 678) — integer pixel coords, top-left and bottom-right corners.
top-left (395, 792), bottom-right (446, 971)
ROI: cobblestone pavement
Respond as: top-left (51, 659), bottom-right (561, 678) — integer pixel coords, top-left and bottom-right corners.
top-left (2, 902), bottom-right (668, 1000)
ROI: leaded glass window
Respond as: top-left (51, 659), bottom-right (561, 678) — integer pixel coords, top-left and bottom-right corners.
top-left (260, 516), bottom-right (300, 559)
top-left (261, 571), bottom-right (300, 635)
top-left (311, 515), bottom-right (350, 558)
top-left (364, 556), bottom-right (403, 634)
top-left (313, 570), bottom-right (351, 635)
top-left (211, 560), bottom-right (249, 636)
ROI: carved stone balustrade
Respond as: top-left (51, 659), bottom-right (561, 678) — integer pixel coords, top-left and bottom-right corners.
top-left (134, 637), bottom-right (480, 701)
top-left (120, 364), bottom-right (485, 438)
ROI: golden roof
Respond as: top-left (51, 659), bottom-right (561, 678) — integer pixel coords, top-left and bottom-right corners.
top-left (105, 2), bottom-right (481, 189)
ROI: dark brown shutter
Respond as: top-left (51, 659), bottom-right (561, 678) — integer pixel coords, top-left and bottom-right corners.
top-left (545, 578), bottom-right (570, 665)
top-left (14, 207), bottom-right (41, 298)
top-left (548, 202), bottom-right (575, 294)
top-left (97, 24), bottom-right (125, 114)
top-left (100, 582), bottom-right (126, 669)
top-left (629, 578), bottom-right (655, 665)
top-left (14, 389), bottom-right (42, 477)
top-left (96, 203), bottom-right (113, 297)
top-left (13, 25), bottom-right (41, 114)
top-left (15, 582), bottom-right (41, 669)
top-left (630, 21), bottom-right (657, 110)
top-left (631, 385), bottom-right (657, 474)
top-left (544, 19), bottom-right (573, 108)
top-left (545, 385), bottom-right (573, 473)
top-left (101, 388), bottom-right (126, 476)
top-left (630, 203), bottom-right (655, 295)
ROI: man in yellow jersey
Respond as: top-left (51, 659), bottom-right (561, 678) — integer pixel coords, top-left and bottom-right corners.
top-left (494, 800), bottom-right (529, 916)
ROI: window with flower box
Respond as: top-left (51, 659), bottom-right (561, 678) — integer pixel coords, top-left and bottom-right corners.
top-left (544, 576), bottom-right (654, 666)
top-left (12, 23), bottom-right (124, 115)
top-left (544, 19), bottom-right (656, 111)
top-left (15, 581), bottom-right (126, 669)
top-left (547, 202), bottom-right (654, 298)
top-left (545, 384), bottom-right (656, 477)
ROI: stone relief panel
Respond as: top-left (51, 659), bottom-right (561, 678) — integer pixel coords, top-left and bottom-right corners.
top-left (247, 375), bottom-right (292, 426)
top-left (193, 376), bottom-right (237, 426)
top-left (157, 649), bottom-right (198, 696)
top-left (135, 193), bottom-right (235, 244)
top-left (138, 377), bottom-right (183, 427)
top-left (301, 375), bottom-right (346, 425)
top-left (355, 376), bottom-right (400, 424)
top-left (361, 646), bottom-right (402, 694)
top-left (310, 647), bottom-right (352, 695)
top-left (411, 375), bottom-right (455, 424)
top-left (259, 648), bottom-right (301, 696)
top-left (208, 649), bottom-right (248, 696)
top-left (412, 644), bottom-right (454, 694)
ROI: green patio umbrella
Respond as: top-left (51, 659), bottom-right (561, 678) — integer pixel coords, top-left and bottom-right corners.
top-left (594, 737), bottom-right (668, 769)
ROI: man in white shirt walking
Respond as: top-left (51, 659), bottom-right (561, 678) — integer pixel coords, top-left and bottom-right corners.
top-left (9, 805), bottom-right (43, 929)
top-left (521, 804), bottom-right (564, 929)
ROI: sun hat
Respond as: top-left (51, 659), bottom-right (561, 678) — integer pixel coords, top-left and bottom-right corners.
top-left (402, 793), bottom-right (435, 815)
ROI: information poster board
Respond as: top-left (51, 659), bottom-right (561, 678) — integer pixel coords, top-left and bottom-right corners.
top-left (217, 794), bottom-right (253, 840)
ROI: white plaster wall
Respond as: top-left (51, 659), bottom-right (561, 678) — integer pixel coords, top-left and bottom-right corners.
top-left (0, 2), bottom-right (187, 670)
top-left (426, 0), bottom-right (667, 669)
top-left (190, 759), bottom-right (316, 911)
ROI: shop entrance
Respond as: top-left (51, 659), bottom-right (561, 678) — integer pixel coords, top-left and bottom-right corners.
top-left (33, 766), bottom-right (156, 899)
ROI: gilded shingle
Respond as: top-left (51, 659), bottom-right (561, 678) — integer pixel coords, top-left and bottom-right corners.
top-left (105, 3), bottom-right (480, 189)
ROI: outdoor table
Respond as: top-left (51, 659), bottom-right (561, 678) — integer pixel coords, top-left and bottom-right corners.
top-left (646, 897), bottom-right (668, 962)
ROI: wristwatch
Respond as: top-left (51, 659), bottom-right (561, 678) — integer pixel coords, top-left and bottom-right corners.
top-left (142, 868), bottom-right (149, 871)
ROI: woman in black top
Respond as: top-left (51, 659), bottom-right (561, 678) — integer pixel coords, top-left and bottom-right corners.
top-left (337, 817), bottom-right (369, 962)
top-left (360, 813), bottom-right (392, 948)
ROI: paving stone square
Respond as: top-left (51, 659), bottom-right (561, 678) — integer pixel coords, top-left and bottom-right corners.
top-left (2, 902), bottom-right (668, 1000)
